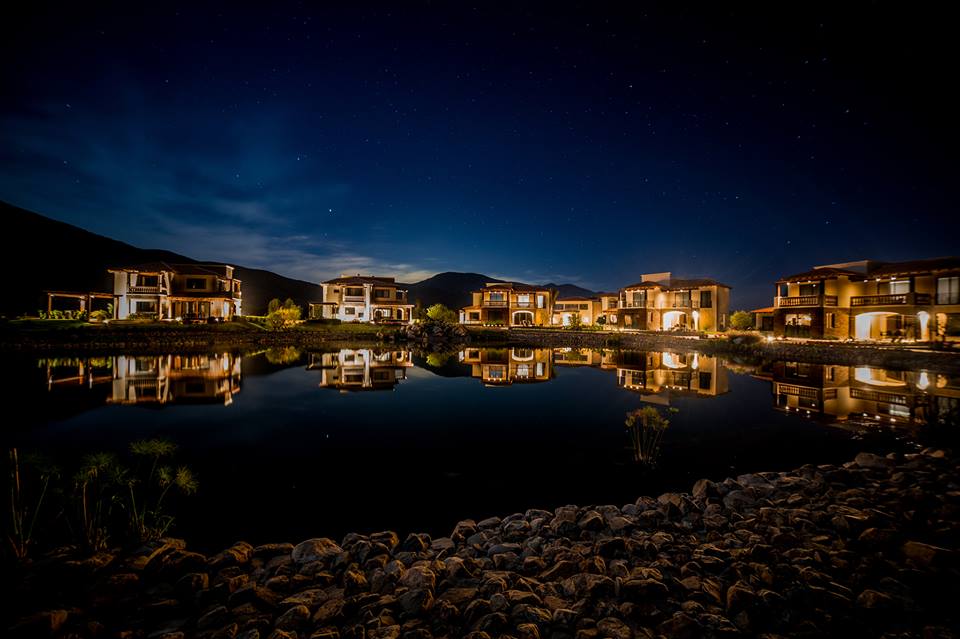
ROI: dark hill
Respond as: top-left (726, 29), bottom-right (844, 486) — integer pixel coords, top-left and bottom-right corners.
top-left (2, 201), bottom-right (320, 315)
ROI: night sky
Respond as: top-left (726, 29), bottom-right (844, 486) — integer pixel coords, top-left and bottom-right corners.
top-left (2, 3), bottom-right (956, 308)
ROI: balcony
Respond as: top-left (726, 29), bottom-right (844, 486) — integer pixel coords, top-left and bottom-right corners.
top-left (482, 299), bottom-right (508, 307)
top-left (850, 293), bottom-right (931, 307)
top-left (128, 286), bottom-right (164, 294)
top-left (343, 295), bottom-right (366, 302)
top-left (514, 300), bottom-right (533, 308)
top-left (622, 301), bottom-right (654, 308)
top-left (776, 295), bottom-right (838, 308)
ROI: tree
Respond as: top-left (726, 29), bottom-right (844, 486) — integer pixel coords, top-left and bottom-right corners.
top-left (567, 313), bottom-right (583, 330)
top-left (729, 310), bottom-right (754, 331)
top-left (283, 298), bottom-right (296, 309)
top-left (426, 303), bottom-right (458, 324)
top-left (267, 298), bottom-right (281, 314)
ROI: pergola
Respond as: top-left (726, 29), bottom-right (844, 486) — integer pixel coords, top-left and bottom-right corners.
top-left (44, 291), bottom-right (115, 316)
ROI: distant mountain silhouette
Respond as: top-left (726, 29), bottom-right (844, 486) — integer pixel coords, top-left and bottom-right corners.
top-left (2, 201), bottom-right (321, 316)
top-left (3, 201), bottom-right (598, 317)
top-left (405, 272), bottom-right (597, 310)
top-left (543, 283), bottom-right (599, 299)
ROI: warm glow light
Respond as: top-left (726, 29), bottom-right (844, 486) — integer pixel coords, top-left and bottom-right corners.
top-left (918, 371), bottom-right (930, 390)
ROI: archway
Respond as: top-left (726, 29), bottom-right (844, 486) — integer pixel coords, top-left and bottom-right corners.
top-left (917, 311), bottom-right (930, 341)
top-left (662, 311), bottom-right (686, 331)
top-left (512, 311), bottom-right (534, 326)
top-left (854, 312), bottom-right (898, 341)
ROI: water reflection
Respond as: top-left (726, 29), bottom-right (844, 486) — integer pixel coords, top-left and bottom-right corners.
top-left (763, 361), bottom-right (960, 428)
top-left (459, 347), bottom-right (553, 385)
top-left (307, 349), bottom-right (413, 392)
top-left (42, 354), bottom-right (241, 405)
top-left (35, 348), bottom-right (960, 434)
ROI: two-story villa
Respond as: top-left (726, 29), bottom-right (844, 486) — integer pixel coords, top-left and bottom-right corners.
top-left (311, 275), bottom-right (414, 324)
top-left (108, 262), bottom-right (242, 321)
top-left (459, 282), bottom-right (555, 327)
top-left (773, 257), bottom-right (959, 341)
top-left (617, 273), bottom-right (731, 332)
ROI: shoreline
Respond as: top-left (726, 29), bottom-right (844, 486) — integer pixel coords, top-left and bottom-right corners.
top-left (6, 448), bottom-right (957, 638)
top-left (2, 322), bottom-right (959, 373)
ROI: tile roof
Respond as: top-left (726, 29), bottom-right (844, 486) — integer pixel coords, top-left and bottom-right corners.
top-left (867, 256), bottom-right (960, 277)
top-left (751, 306), bottom-right (775, 314)
top-left (108, 262), bottom-right (238, 279)
top-left (323, 275), bottom-right (401, 286)
top-left (668, 278), bottom-right (730, 290)
top-left (776, 267), bottom-right (862, 283)
top-left (556, 296), bottom-right (596, 302)
top-left (481, 282), bottom-right (551, 292)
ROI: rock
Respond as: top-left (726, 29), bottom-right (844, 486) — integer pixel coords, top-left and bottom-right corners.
top-left (901, 541), bottom-right (951, 567)
top-left (8, 610), bottom-right (69, 638)
top-left (692, 478), bottom-right (721, 500)
top-left (579, 511), bottom-right (605, 531)
top-left (400, 565), bottom-right (436, 590)
top-left (656, 612), bottom-right (701, 639)
top-left (561, 573), bottom-right (616, 599)
top-left (853, 452), bottom-right (893, 469)
top-left (621, 578), bottom-right (669, 601)
top-left (274, 605), bottom-right (310, 630)
top-left (399, 588), bottom-right (434, 615)
top-left (291, 538), bottom-right (343, 565)
top-left (597, 617), bottom-right (632, 639)
top-left (725, 581), bottom-right (756, 616)
top-left (856, 589), bottom-right (895, 610)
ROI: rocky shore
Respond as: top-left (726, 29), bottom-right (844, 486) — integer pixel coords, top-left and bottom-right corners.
top-left (7, 449), bottom-right (959, 639)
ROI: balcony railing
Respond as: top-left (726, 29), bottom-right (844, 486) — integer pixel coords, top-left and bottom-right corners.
top-left (776, 295), bottom-right (838, 308)
top-left (514, 300), bottom-right (533, 308)
top-left (850, 293), bottom-right (931, 307)
top-left (343, 295), bottom-right (366, 302)
top-left (128, 286), bottom-right (164, 294)
top-left (482, 299), bottom-right (508, 307)
top-left (622, 301), bottom-right (654, 308)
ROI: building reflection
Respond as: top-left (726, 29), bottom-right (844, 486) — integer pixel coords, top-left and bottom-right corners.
top-left (109, 354), bottom-right (242, 405)
top-left (459, 347), bottom-right (553, 385)
top-left (307, 349), bottom-right (413, 392)
top-left (770, 361), bottom-right (960, 427)
top-left (609, 350), bottom-right (729, 405)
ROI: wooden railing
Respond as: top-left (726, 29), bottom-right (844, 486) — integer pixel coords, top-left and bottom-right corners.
top-left (776, 295), bottom-right (837, 307)
top-left (850, 293), bottom-right (931, 306)
top-left (128, 286), bottom-right (164, 294)
top-left (849, 387), bottom-right (910, 405)
top-left (482, 299), bottom-right (508, 307)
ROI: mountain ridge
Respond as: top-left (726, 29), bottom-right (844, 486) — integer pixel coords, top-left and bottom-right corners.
top-left (3, 201), bottom-right (597, 316)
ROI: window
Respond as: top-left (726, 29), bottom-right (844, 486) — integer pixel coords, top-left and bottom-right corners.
top-left (489, 292), bottom-right (505, 302)
top-left (135, 301), bottom-right (157, 313)
top-left (186, 278), bottom-right (205, 290)
top-left (937, 277), bottom-right (959, 305)
top-left (778, 283), bottom-right (789, 297)
top-left (469, 312), bottom-right (480, 321)
top-left (827, 313), bottom-right (836, 329)
top-left (344, 307), bottom-right (355, 315)
top-left (374, 289), bottom-right (391, 299)
top-left (517, 294), bottom-right (531, 307)
top-left (826, 366), bottom-right (835, 382)
top-left (798, 282), bottom-right (820, 296)
top-left (698, 372), bottom-right (712, 389)
top-left (700, 290), bottom-right (712, 308)
top-left (138, 275), bottom-right (158, 287)
top-left (607, 299), bottom-right (617, 309)
top-left (536, 294), bottom-right (545, 308)
top-left (396, 290), bottom-right (404, 300)
top-left (631, 291), bottom-right (646, 307)
top-left (580, 303), bottom-right (589, 310)
top-left (345, 287), bottom-right (363, 297)
top-left (675, 291), bottom-right (691, 307)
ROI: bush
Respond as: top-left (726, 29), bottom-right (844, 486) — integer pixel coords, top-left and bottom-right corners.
top-left (265, 304), bottom-right (301, 329)
top-left (729, 310), bottom-right (754, 331)
top-left (426, 303), bottom-right (458, 324)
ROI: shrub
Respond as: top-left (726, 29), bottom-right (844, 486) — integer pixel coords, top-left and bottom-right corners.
top-left (426, 303), bottom-right (458, 324)
top-left (729, 310), bottom-right (754, 331)
top-left (265, 304), bottom-right (301, 329)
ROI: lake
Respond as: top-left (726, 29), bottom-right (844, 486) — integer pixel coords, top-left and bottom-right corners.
top-left (4, 346), bottom-right (957, 551)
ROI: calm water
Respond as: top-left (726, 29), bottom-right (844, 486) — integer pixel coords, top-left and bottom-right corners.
top-left (3, 347), bottom-right (958, 551)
